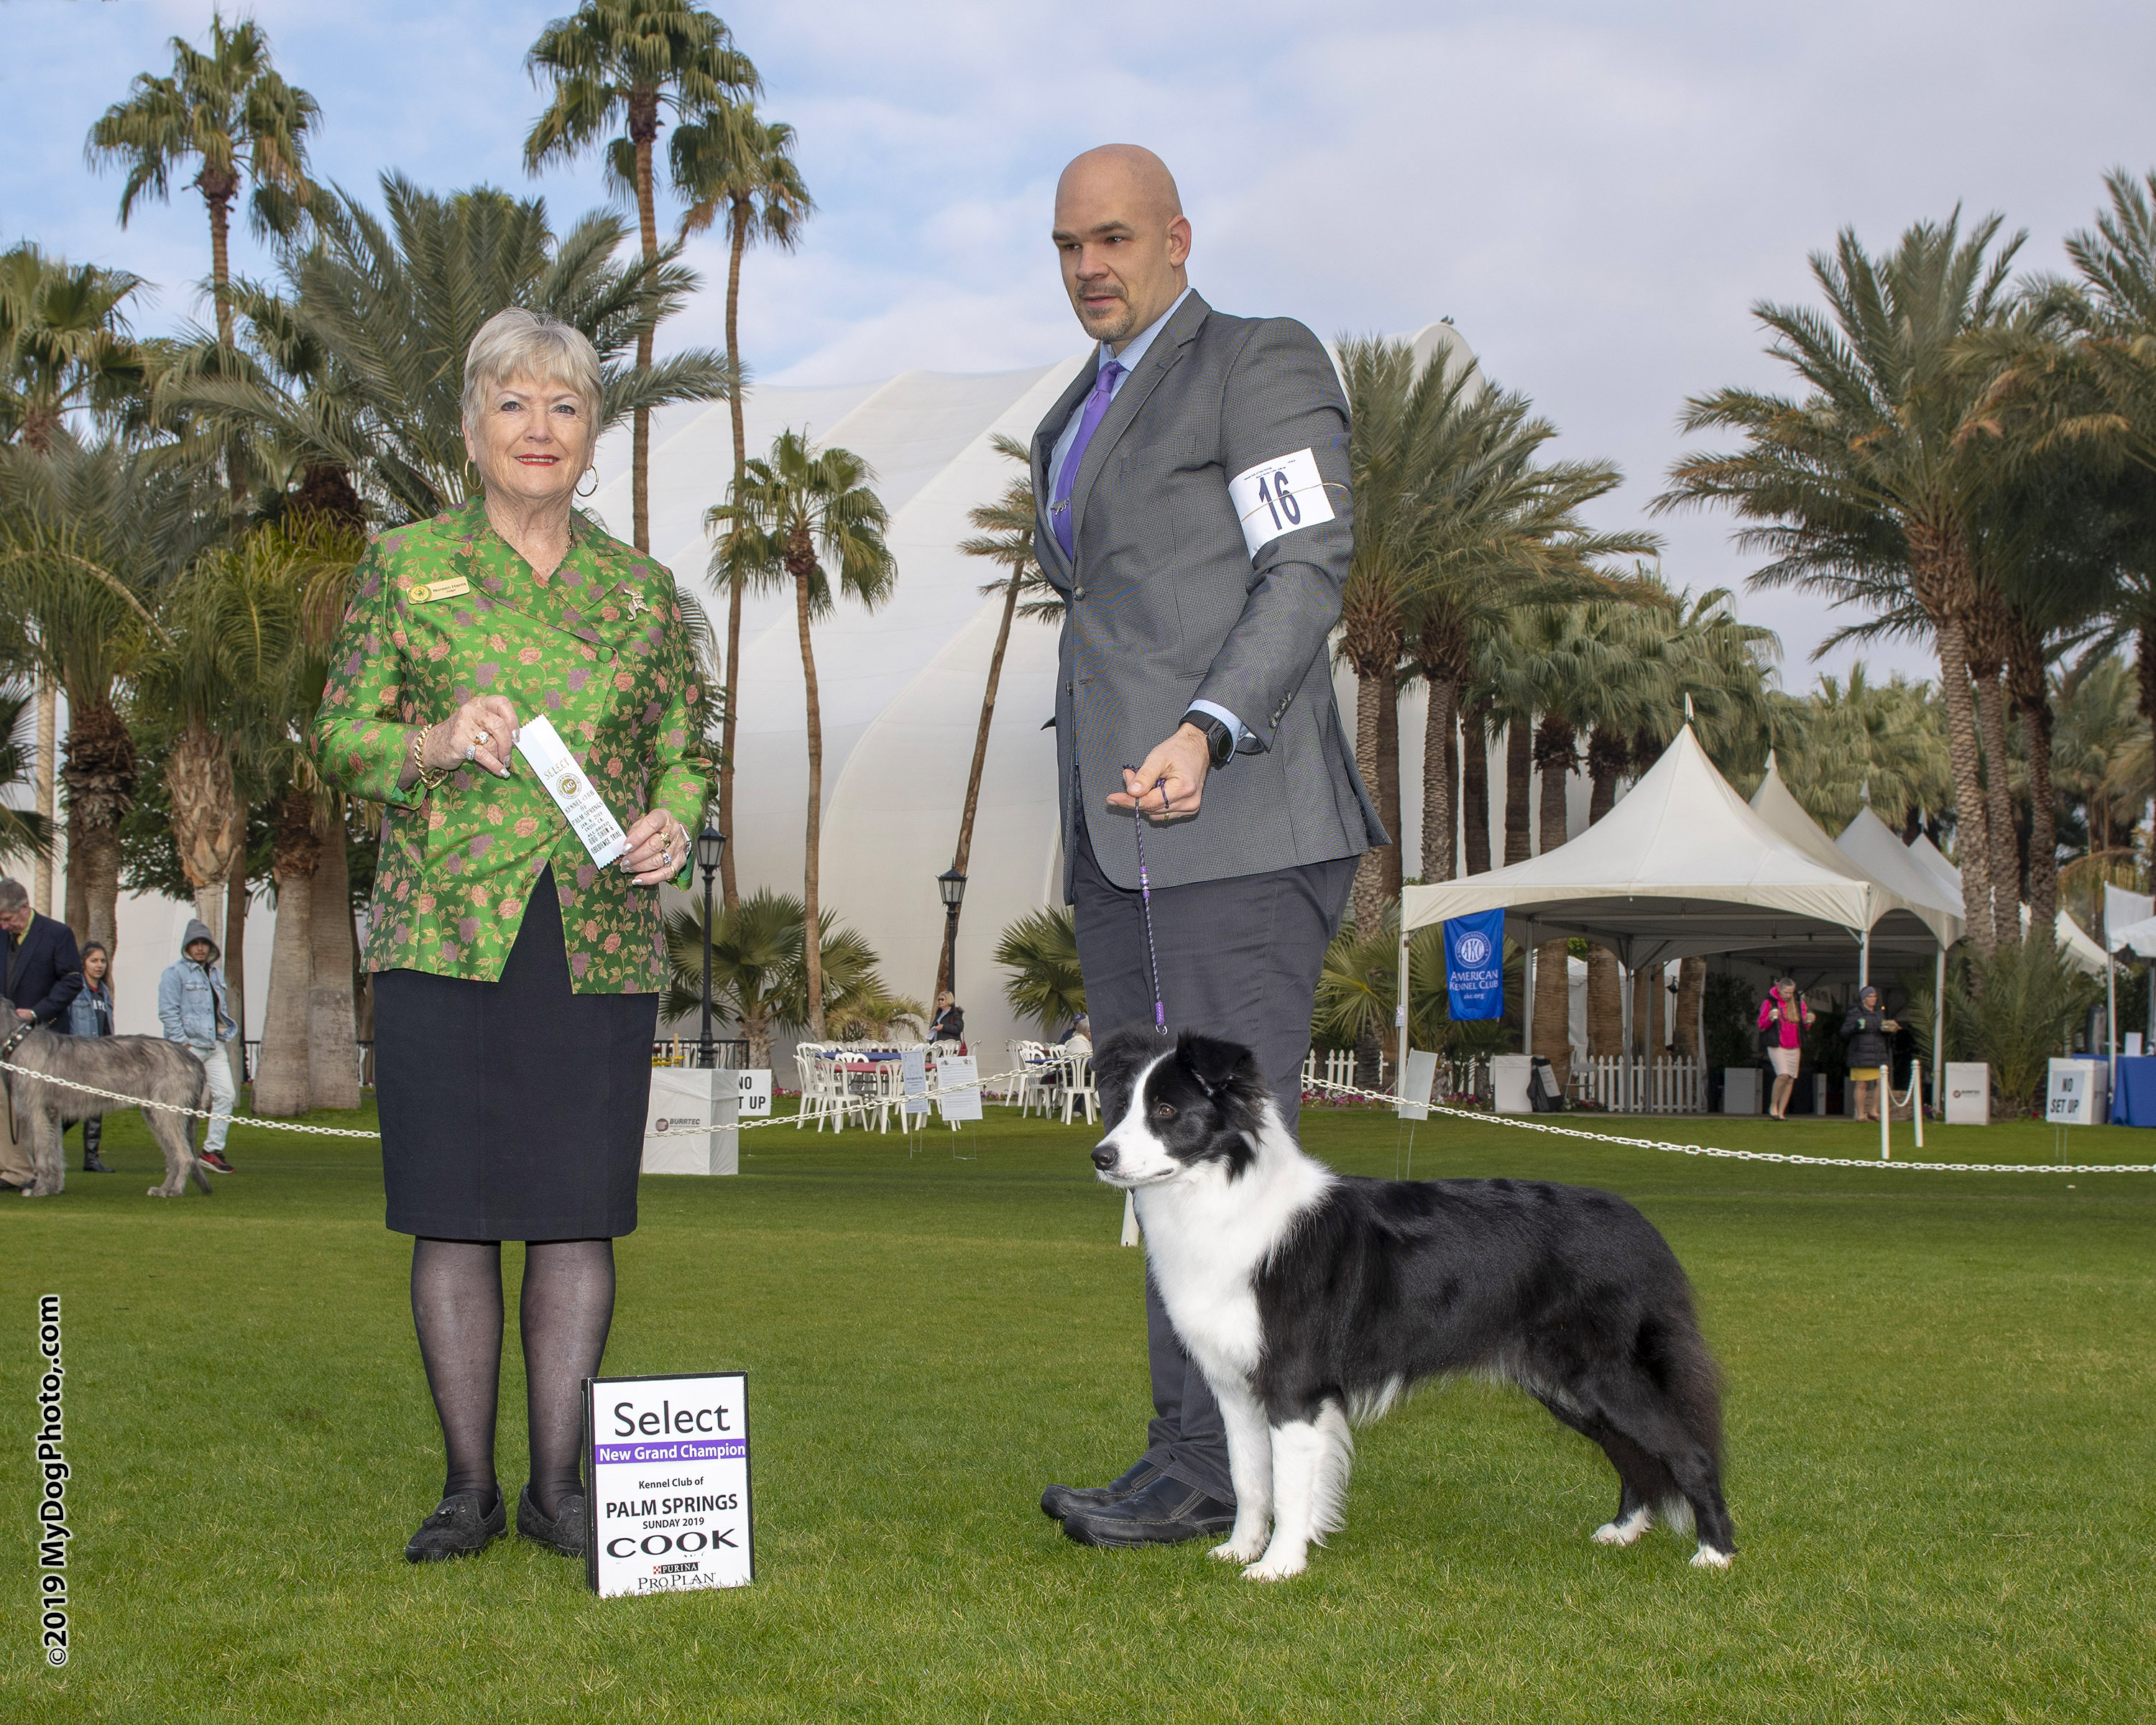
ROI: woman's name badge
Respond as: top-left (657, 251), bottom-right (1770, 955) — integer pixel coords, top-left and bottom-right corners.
top-left (407, 576), bottom-right (470, 603)
top-left (515, 714), bottom-right (628, 867)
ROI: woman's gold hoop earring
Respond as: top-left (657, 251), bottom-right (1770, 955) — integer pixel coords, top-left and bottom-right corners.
top-left (576, 466), bottom-right (599, 499)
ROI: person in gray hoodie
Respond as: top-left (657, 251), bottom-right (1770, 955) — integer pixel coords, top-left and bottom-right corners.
top-left (157, 919), bottom-right (238, 1173)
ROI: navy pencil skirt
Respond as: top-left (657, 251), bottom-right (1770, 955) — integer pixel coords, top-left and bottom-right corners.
top-left (373, 865), bottom-right (658, 1241)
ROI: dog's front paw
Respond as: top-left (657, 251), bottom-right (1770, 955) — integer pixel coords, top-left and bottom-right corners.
top-left (1242, 1550), bottom-right (1307, 1582)
top-left (1690, 1545), bottom-right (1734, 1570)
top-left (1592, 1508), bottom-right (1651, 1547)
top-left (1210, 1534), bottom-right (1266, 1564)
top-left (148, 1184), bottom-right (178, 1198)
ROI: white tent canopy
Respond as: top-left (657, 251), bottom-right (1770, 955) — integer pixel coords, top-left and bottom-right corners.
top-left (1400, 727), bottom-right (1918, 965)
top-left (1903, 832), bottom-right (2107, 977)
top-left (1744, 758), bottom-right (1951, 957)
top-left (1835, 806), bottom-right (1966, 948)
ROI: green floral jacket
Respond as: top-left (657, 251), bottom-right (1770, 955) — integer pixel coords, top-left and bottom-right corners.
top-left (311, 497), bottom-right (714, 994)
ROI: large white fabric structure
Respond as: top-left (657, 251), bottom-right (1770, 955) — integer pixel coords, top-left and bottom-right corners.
top-left (1902, 832), bottom-right (2107, 976)
top-left (1745, 760), bottom-right (1957, 960)
top-left (585, 325), bottom-right (1472, 1059)
top-left (1400, 727), bottom-right (1905, 963)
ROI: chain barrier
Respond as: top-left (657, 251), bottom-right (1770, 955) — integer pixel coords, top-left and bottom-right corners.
top-left (1301, 1075), bottom-right (2156, 1176)
top-left (0, 1057), bottom-right (1030, 1144)
top-left (12, 1052), bottom-right (2147, 1175)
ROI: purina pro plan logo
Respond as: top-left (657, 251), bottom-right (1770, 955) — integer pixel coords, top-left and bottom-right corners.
top-left (585, 1371), bottom-right (752, 1596)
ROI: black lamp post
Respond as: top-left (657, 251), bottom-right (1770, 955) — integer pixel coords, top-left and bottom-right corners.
top-left (936, 867), bottom-right (967, 1002)
top-left (695, 825), bottom-right (727, 1068)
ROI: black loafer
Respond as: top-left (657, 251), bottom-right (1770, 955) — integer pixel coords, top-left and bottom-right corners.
top-left (83, 1153), bottom-right (111, 1174)
top-left (1060, 1473), bottom-right (1235, 1547)
top-left (1041, 1458), bottom-right (1164, 1522)
top-left (517, 1484), bottom-right (589, 1558)
top-left (405, 1487), bottom-right (505, 1563)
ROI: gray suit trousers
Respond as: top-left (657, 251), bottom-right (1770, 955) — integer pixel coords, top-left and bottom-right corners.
top-left (1070, 816), bottom-right (1355, 1503)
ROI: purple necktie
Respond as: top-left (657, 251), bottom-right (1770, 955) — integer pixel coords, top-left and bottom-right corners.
top-left (1051, 359), bottom-right (1124, 560)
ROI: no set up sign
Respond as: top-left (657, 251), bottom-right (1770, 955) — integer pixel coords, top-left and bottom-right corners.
top-left (584, 1371), bottom-right (752, 1597)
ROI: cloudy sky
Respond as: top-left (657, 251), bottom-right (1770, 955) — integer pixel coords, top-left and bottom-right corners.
top-left (6, 0), bottom-right (2153, 688)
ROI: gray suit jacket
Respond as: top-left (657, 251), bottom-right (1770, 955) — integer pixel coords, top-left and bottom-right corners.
top-left (1034, 290), bottom-right (1386, 896)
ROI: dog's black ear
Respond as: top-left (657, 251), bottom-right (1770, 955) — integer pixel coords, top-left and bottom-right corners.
top-left (1174, 1031), bottom-right (1264, 1104)
top-left (1092, 1026), bottom-right (1161, 1124)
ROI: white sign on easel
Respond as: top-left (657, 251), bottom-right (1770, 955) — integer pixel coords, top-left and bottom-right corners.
top-left (900, 1048), bottom-right (930, 1121)
top-left (1396, 1049), bottom-right (1439, 1122)
top-left (935, 1055), bottom-right (982, 1122)
top-left (2045, 1057), bottom-right (2107, 1127)
top-left (734, 1069), bottom-right (772, 1117)
top-left (586, 1371), bottom-right (752, 1598)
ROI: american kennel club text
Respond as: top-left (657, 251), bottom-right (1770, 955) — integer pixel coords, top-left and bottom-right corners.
top-left (586, 1372), bottom-right (752, 1596)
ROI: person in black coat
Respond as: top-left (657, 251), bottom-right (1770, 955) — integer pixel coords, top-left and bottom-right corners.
top-left (929, 990), bottom-right (965, 1046)
top-left (1841, 985), bottom-right (1899, 1123)
top-left (0, 876), bottom-right (82, 1191)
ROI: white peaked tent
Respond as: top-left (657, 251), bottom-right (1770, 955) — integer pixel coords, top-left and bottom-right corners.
top-left (1399, 727), bottom-right (1937, 1104)
top-left (1746, 757), bottom-right (1951, 960)
top-left (1836, 806), bottom-right (1966, 946)
top-left (1902, 833), bottom-right (2108, 977)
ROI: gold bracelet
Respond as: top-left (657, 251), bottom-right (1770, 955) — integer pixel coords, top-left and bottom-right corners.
top-left (410, 724), bottom-right (453, 792)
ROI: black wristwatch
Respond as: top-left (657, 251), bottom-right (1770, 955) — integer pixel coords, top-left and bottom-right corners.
top-left (1179, 709), bottom-right (1235, 770)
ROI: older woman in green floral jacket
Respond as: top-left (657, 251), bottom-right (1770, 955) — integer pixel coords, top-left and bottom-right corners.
top-left (313, 307), bottom-right (714, 1569)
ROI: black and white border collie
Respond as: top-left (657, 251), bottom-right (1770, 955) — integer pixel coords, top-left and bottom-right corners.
top-left (1091, 1028), bottom-right (1736, 1582)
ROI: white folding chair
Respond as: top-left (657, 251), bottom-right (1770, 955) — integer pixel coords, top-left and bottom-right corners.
top-left (1061, 1053), bottom-right (1098, 1126)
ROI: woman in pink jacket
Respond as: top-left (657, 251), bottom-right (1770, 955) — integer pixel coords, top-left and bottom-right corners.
top-left (1758, 978), bottom-right (1814, 1120)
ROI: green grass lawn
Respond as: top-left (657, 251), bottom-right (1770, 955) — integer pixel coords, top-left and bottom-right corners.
top-left (3, 1093), bottom-right (2151, 1723)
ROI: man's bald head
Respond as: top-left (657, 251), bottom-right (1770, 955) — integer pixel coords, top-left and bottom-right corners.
top-left (1051, 144), bottom-right (1192, 351)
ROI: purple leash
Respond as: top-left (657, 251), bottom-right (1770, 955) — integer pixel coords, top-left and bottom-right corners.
top-left (1126, 770), bottom-right (1172, 1036)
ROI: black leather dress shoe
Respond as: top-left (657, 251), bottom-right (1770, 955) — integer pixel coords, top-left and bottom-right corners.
top-left (517, 1484), bottom-right (589, 1558)
top-left (83, 1151), bottom-right (111, 1174)
top-left (405, 1487), bottom-right (505, 1563)
top-left (1041, 1458), bottom-right (1164, 1522)
top-left (1060, 1473), bottom-right (1235, 1547)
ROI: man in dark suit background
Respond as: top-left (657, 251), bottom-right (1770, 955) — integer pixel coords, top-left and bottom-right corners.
top-left (0, 875), bottom-right (83, 1190)
top-left (1033, 146), bottom-right (1384, 1547)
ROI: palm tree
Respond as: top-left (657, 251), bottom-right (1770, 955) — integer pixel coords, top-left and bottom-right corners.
top-left (1, 244), bottom-right (148, 916)
top-left (2051, 651), bottom-right (2152, 931)
top-left (0, 436), bottom-right (219, 953)
top-left (939, 433), bottom-right (1053, 999)
top-left (663, 888), bottom-right (900, 1064)
top-left (239, 520), bottom-right (365, 1117)
top-left (1659, 213), bottom-right (2025, 954)
top-left (525, 0), bottom-right (758, 552)
top-left (673, 105), bottom-right (810, 908)
top-left (1770, 666), bottom-right (1949, 835)
top-left (711, 431), bottom-right (895, 1036)
top-left (0, 685), bottom-right (55, 868)
top-left (994, 906), bottom-right (1084, 1039)
top-left (0, 246), bottom-right (147, 456)
top-left (164, 174), bottom-right (729, 528)
top-left (86, 9), bottom-right (316, 523)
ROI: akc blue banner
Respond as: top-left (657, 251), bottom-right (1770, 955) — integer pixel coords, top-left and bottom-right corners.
top-left (1444, 910), bottom-right (1506, 1021)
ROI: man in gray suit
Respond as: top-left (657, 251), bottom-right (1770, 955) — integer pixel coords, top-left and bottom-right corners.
top-left (1033, 145), bottom-right (1385, 1547)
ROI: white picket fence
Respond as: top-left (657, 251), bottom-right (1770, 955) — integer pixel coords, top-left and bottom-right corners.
top-left (1567, 1054), bottom-right (1707, 1114)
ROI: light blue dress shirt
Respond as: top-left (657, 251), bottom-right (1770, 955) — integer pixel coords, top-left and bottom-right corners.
top-left (1049, 285), bottom-right (1250, 750)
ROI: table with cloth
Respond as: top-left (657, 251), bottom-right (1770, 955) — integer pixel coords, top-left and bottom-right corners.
top-left (2109, 1055), bottom-right (2156, 1125)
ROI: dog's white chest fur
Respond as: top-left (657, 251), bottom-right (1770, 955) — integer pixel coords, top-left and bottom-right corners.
top-left (1133, 1113), bottom-right (1332, 1386)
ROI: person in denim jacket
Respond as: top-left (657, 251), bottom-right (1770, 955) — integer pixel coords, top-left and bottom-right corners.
top-left (66, 941), bottom-right (115, 1172)
top-left (157, 919), bottom-right (238, 1174)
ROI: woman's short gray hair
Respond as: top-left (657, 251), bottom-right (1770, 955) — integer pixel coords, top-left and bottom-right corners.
top-left (460, 308), bottom-right (602, 428)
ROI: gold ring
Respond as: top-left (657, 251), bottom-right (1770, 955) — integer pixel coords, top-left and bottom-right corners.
top-left (474, 728), bottom-right (490, 746)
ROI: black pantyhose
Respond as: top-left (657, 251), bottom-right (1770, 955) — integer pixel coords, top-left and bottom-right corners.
top-left (410, 1237), bottom-right (617, 1519)
top-left (520, 1238), bottom-right (616, 1519)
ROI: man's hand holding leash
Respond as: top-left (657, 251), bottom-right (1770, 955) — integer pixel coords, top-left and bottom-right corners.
top-left (1108, 724), bottom-right (1212, 821)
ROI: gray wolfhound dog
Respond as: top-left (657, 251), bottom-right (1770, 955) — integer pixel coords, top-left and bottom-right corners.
top-left (0, 999), bottom-right (212, 1198)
